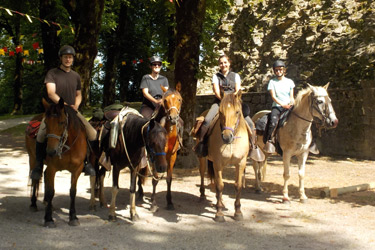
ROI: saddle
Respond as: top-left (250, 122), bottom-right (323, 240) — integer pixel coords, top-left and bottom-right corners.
top-left (26, 120), bottom-right (41, 138)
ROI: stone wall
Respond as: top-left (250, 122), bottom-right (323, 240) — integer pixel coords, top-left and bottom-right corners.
top-left (195, 87), bottom-right (375, 160)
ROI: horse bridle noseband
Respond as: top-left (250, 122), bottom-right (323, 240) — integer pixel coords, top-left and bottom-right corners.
top-left (292, 93), bottom-right (330, 126)
top-left (221, 112), bottom-right (241, 140)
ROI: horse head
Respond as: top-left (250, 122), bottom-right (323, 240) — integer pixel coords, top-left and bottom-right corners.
top-left (307, 83), bottom-right (338, 129)
top-left (161, 82), bottom-right (182, 125)
top-left (144, 118), bottom-right (168, 173)
top-left (219, 91), bottom-right (243, 144)
top-left (44, 98), bottom-right (69, 157)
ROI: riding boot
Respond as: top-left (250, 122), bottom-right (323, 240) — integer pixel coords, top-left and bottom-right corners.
top-left (193, 124), bottom-right (209, 157)
top-left (30, 141), bottom-right (47, 181)
top-left (309, 141), bottom-right (319, 155)
top-left (263, 125), bottom-right (276, 154)
top-left (245, 116), bottom-right (265, 161)
top-left (84, 142), bottom-right (96, 176)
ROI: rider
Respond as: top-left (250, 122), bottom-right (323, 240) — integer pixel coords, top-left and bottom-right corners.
top-left (264, 59), bottom-right (318, 154)
top-left (30, 45), bottom-right (97, 181)
top-left (140, 56), bottom-right (169, 119)
top-left (194, 54), bottom-right (264, 161)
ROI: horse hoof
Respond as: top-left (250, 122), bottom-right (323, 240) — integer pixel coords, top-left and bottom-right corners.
top-left (199, 195), bottom-right (207, 203)
top-left (214, 215), bottom-right (225, 222)
top-left (282, 198), bottom-right (291, 204)
top-left (100, 202), bottom-right (108, 208)
top-left (131, 214), bottom-right (140, 221)
top-left (166, 204), bottom-right (175, 210)
top-left (108, 215), bottom-right (117, 222)
top-left (68, 219), bottom-right (80, 226)
top-left (44, 221), bottom-right (56, 228)
top-left (234, 212), bottom-right (243, 221)
top-left (150, 205), bottom-right (159, 213)
top-left (255, 189), bottom-right (263, 194)
top-left (29, 205), bottom-right (38, 212)
top-left (300, 198), bottom-right (308, 204)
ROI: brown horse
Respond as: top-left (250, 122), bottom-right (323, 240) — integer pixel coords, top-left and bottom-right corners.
top-left (41, 98), bottom-right (87, 227)
top-left (252, 83), bottom-right (338, 203)
top-left (138, 83), bottom-right (183, 211)
top-left (198, 92), bottom-right (250, 222)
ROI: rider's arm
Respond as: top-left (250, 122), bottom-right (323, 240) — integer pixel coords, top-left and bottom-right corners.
top-left (46, 82), bottom-right (61, 104)
top-left (234, 73), bottom-right (241, 95)
top-left (269, 89), bottom-right (292, 109)
top-left (213, 81), bottom-right (221, 100)
top-left (142, 88), bottom-right (162, 105)
top-left (72, 90), bottom-right (82, 111)
top-left (289, 88), bottom-right (295, 105)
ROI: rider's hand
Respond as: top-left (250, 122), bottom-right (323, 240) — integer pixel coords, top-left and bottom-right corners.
top-left (282, 104), bottom-right (292, 109)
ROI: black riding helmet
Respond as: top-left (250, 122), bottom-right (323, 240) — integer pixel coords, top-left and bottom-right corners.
top-left (58, 45), bottom-right (76, 57)
top-left (150, 55), bottom-right (162, 64)
top-left (273, 60), bottom-right (285, 68)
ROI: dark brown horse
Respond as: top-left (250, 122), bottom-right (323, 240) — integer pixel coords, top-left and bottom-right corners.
top-left (100, 110), bottom-right (167, 221)
top-left (41, 98), bottom-right (87, 227)
top-left (138, 83), bottom-right (183, 211)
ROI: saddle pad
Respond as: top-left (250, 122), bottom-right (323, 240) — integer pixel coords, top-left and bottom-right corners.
top-left (26, 120), bottom-right (41, 138)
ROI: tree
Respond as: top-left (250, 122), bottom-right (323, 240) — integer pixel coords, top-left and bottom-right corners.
top-left (62, 0), bottom-right (105, 108)
top-left (174, 0), bottom-right (206, 158)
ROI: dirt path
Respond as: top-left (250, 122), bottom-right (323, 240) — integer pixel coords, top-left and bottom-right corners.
top-left (1, 132), bottom-right (375, 250)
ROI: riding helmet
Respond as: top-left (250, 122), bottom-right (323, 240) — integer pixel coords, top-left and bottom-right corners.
top-left (150, 55), bottom-right (162, 64)
top-left (58, 45), bottom-right (76, 57)
top-left (273, 60), bottom-right (285, 68)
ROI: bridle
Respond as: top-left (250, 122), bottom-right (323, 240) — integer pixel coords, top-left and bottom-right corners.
top-left (220, 110), bottom-right (241, 142)
top-left (46, 113), bottom-right (79, 159)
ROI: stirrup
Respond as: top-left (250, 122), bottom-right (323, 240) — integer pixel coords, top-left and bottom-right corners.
top-left (249, 147), bottom-right (265, 162)
top-left (309, 143), bottom-right (320, 155)
top-left (263, 141), bottom-right (276, 154)
top-left (84, 162), bottom-right (96, 176)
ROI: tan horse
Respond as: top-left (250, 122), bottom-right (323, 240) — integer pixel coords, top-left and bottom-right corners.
top-left (252, 83), bottom-right (338, 203)
top-left (198, 92), bottom-right (250, 222)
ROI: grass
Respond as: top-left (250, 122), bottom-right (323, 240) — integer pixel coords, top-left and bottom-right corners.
top-left (0, 124), bottom-right (28, 137)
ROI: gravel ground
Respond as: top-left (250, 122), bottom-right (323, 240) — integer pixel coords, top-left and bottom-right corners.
top-left (1, 130), bottom-right (375, 250)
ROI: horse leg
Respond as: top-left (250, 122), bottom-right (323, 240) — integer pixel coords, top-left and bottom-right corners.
top-left (198, 157), bottom-right (207, 202)
top-left (213, 167), bottom-right (225, 222)
top-left (108, 168), bottom-right (120, 222)
top-left (150, 169), bottom-right (159, 213)
top-left (234, 161), bottom-right (246, 221)
top-left (282, 153), bottom-right (292, 204)
top-left (44, 168), bottom-right (56, 228)
top-left (252, 161), bottom-right (263, 194)
top-left (68, 169), bottom-right (81, 226)
top-left (30, 179), bottom-right (39, 212)
top-left (129, 169), bottom-right (139, 221)
top-left (166, 153), bottom-right (177, 210)
top-left (98, 167), bottom-right (107, 208)
top-left (137, 175), bottom-right (144, 202)
top-left (297, 153), bottom-right (309, 203)
top-left (89, 175), bottom-right (96, 211)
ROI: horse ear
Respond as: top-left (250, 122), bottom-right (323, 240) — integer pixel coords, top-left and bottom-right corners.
top-left (236, 89), bottom-right (242, 99)
top-left (176, 82), bottom-right (182, 92)
top-left (42, 98), bottom-right (50, 111)
top-left (58, 98), bottom-right (65, 109)
top-left (323, 82), bottom-right (330, 90)
top-left (160, 84), bottom-right (168, 93)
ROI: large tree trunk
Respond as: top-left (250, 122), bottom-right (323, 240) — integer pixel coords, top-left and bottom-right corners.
top-left (40, 0), bottom-right (61, 73)
top-left (63, 0), bottom-right (105, 108)
top-left (174, 0), bottom-right (206, 167)
top-left (10, 17), bottom-right (23, 115)
top-left (102, 2), bottom-right (127, 107)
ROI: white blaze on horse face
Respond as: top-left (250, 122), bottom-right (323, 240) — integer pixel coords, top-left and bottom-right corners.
top-left (172, 94), bottom-right (175, 98)
top-left (228, 104), bottom-right (231, 108)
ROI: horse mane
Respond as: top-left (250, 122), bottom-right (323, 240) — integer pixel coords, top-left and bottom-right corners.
top-left (294, 87), bottom-right (312, 107)
top-left (45, 104), bottom-right (83, 131)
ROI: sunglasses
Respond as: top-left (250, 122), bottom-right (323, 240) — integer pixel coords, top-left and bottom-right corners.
top-left (151, 63), bottom-right (162, 67)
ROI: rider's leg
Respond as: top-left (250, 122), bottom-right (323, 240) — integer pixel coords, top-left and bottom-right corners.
top-left (30, 119), bottom-right (47, 181)
top-left (194, 103), bottom-right (219, 157)
top-left (244, 115), bottom-right (265, 161)
top-left (77, 112), bottom-right (97, 176)
top-left (263, 107), bottom-right (282, 154)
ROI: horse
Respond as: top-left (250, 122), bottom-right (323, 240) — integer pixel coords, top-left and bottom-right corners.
top-left (25, 113), bottom-right (45, 211)
top-left (252, 83), bottom-right (338, 203)
top-left (198, 91), bottom-right (250, 222)
top-left (100, 109), bottom-right (167, 221)
top-left (40, 98), bottom-right (88, 227)
top-left (137, 83), bottom-right (183, 211)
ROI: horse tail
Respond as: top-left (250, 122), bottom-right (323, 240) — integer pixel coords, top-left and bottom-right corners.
top-left (207, 160), bottom-right (215, 183)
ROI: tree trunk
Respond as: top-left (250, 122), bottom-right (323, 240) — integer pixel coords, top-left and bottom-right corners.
top-left (10, 17), bottom-right (23, 115)
top-left (102, 2), bottom-right (127, 107)
top-left (174, 0), bottom-right (206, 167)
top-left (63, 0), bottom-right (105, 108)
top-left (39, 0), bottom-right (61, 73)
